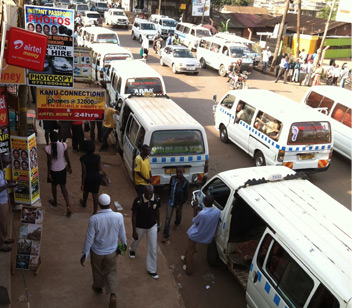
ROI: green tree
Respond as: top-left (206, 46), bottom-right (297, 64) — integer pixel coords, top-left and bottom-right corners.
top-left (213, 0), bottom-right (249, 9)
top-left (317, 3), bottom-right (337, 20)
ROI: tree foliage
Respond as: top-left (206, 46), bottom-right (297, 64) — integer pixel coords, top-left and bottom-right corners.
top-left (212, 0), bottom-right (249, 9)
top-left (317, 3), bottom-right (338, 20)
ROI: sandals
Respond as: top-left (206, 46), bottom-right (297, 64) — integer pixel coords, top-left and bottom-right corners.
top-left (49, 199), bottom-right (57, 207)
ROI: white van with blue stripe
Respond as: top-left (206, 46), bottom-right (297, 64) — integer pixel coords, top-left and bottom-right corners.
top-left (213, 89), bottom-right (333, 172)
top-left (194, 166), bottom-right (351, 308)
top-left (116, 94), bottom-right (209, 186)
top-left (175, 22), bottom-right (211, 51)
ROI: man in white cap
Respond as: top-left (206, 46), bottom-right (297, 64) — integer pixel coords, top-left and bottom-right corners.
top-left (81, 193), bottom-right (127, 308)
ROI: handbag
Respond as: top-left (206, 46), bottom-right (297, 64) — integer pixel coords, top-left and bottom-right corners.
top-left (100, 171), bottom-right (111, 186)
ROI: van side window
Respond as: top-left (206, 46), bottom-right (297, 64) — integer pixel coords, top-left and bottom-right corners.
top-left (306, 92), bottom-right (334, 115)
top-left (191, 29), bottom-right (195, 36)
top-left (117, 77), bottom-right (122, 94)
top-left (176, 24), bottom-right (183, 32)
top-left (202, 178), bottom-right (230, 210)
top-left (112, 73), bottom-right (118, 91)
top-left (235, 101), bottom-right (255, 125)
top-left (254, 111), bottom-right (282, 141)
top-left (307, 284), bottom-right (339, 308)
top-left (199, 39), bottom-right (206, 48)
top-left (92, 52), bottom-right (97, 65)
top-left (210, 43), bottom-right (220, 53)
top-left (183, 26), bottom-right (190, 34)
top-left (332, 103), bottom-right (352, 127)
top-left (136, 127), bottom-right (146, 151)
top-left (264, 239), bottom-right (314, 308)
top-left (127, 118), bottom-right (140, 144)
top-left (220, 94), bottom-right (235, 109)
top-left (222, 46), bottom-right (229, 55)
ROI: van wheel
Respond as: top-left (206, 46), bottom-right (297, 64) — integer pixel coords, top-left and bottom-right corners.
top-left (172, 64), bottom-right (178, 74)
top-left (254, 151), bottom-right (266, 166)
top-left (219, 65), bottom-right (227, 77)
top-left (200, 58), bottom-right (206, 68)
top-left (131, 31), bottom-right (135, 40)
top-left (160, 57), bottom-right (165, 66)
top-left (207, 240), bottom-right (221, 267)
top-left (220, 125), bottom-right (228, 143)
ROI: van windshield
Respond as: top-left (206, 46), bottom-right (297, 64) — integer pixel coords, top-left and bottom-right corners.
top-left (97, 34), bottom-right (118, 43)
top-left (125, 78), bottom-right (163, 95)
top-left (288, 122), bottom-right (331, 145)
top-left (150, 130), bottom-right (205, 156)
top-left (141, 23), bottom-right (156, 30)
top-left (229, 46), bottom-right (251, 58)
top-left (196, 29), bottom-right (211, 38)
top-left (77, 4), bottom-right (88, 10)
top-left (162, 20), bottom-right (177, 27)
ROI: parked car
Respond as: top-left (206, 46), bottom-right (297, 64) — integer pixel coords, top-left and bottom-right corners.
top-left (131, 18), bottom-right (158, 43)
top-left (52, 57), bottom-right (73, 74)
top-left (160, 45), bottom-right (200, 74)
top-left (81, 10), bottom-right (102, 26)
top-left (104, 8), bottom-right (129, 29)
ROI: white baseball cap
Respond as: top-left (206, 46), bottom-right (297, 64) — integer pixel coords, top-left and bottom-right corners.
top-left (98, 194), bottom-right (111, 206)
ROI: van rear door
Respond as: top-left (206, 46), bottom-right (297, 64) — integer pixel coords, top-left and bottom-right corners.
top-left (247, 229), bottom-right (319, 308)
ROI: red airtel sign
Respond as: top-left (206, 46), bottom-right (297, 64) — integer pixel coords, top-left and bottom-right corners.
top-left (0, 88), bottom-right (8, 127)
top-left (5, 27), bottom-right (47, 71)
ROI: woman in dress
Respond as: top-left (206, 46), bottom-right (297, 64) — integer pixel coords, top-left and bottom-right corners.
top-left (80, 140), bottom-right (102, 214)
top-left (45, 131), bottom-right (72, 216)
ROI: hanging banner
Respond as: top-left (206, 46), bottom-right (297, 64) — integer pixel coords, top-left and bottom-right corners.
top-left (24, 5), bottom-right (75, 88)
top-left (0, 87), bottom-right (8, 127)
top-left (192, 0), bottom-right (210, 16)
top-left (0, 127), bottom-right (10, 154)
top-left (16, 206), bottom-right (43, 270)
top-left (36, 88), bottom-right (105, 121)
top-left (11, 133), bottom-right (40, 204)
top-left (74, 47), bottom-right (92, 81)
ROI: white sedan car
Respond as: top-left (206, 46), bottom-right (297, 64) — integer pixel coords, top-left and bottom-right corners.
top-left (160, 45), bottom-right (200, 74)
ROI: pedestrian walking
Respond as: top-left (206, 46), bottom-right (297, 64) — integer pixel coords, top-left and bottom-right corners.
top-left (42, 120), bottom-right (57, 145)
top-left (162, 167), bottom-right (189, 242)
top-left (340, 63), bottom-right (350, 88)
top-left (0, 154), bottom-right (17, 252)
top-left (134, 144), bottom-right (152, 195)
top-left (299, 49), bottom-right (307, 64)
top-left (312, 64), bottom-right (323, 86)
top-left (71, 121), bottom-right (84, 153)
top-left (304, 60), bottom-right (314, 86)
top-left (129, 185), bottom-right (160, 279)
top-left (45, 131), bottom-right (72, 216)
top-left (100, 107), bottom-right (117, 152)
top-left (166, 33), bottom-right (173, 46)
top-left (274, 55), bottom-right (289, 83)
top-left (81, 193), bottom-right (127, 308)
top-left (261, 46), bottom-right (271, 74)
top-left (58, 121), bottom-right (71, 142)
top-left (80, 140), bottom-right (102, 214)
top-left (180, 194), bottom-right (220, 275)
top-left (141, 36), bottom-right (149, 59)
top-left (292, 58), bottom-right (300, 83)
top-left (333, 64), bottom-right (340, 86)
top-left (298, 59), bottom-right (308, 86)
top-left (90, 121), bottom-right (103, 143)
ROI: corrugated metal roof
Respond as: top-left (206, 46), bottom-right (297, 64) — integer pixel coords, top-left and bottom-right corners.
top-left (220, 166), bottom-right (352, 302)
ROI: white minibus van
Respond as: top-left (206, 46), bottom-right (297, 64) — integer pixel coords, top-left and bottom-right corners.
top-left (116, 95), bottom-right (209, 186)
top-left (193, 165), bottom-right (351, 308)
top-left (175, 22), bottom-right (211, 51)
top-left (106, 60), bottom-right (166, 110)
top-left (302, 85), bottom-right (352, 160)
top-left (213, 89), bottom-right (333, 172)
top-left (91, 43), bottom-right (133, 83)
top-left (77, 26), bottom-right (120, 48)
top-left (197, 36), bottom-right (254, 76)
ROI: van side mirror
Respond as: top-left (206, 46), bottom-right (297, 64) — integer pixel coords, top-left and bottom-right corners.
top-left (212, 94), bottom-right (217, 102)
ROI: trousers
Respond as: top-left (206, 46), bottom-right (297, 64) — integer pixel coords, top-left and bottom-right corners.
top-left (90, 251), bottom-right (118, 294)
top-left (0, 203), bottom-right (9, 245)
top-left (163, 203), bottom-right (183, 239)
top-left (130, 224), bottom-right (157, 273)
top-left (90, 121), bottom-right (103, 142)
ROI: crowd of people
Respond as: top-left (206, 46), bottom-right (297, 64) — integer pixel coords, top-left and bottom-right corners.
top-left (262, 47), bottom-right (351, 88)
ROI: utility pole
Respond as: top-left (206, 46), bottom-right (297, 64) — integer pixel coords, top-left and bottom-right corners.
top-left (315, 0), bottom-right (336, 67)
top-left (201, 0), bottom-right (206, 24)
top-left (158, 0), bottom-right (161, 14)
top-left (270, 0), bottom-right (290, 70)
top-left (296, 0), bottom-right (301, 58)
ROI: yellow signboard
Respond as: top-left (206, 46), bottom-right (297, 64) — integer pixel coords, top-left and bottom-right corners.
top-left (0, 58), bottom-right (26, 85)
top-left (180, 3), bottom-right (186, 9)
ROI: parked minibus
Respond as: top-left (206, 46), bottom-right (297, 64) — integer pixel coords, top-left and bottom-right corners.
top-left (302, 85), bottom-right (352, 160)
top-left (115, 95), bottom-right (209, 186)
top-left (194, 165), bottom-right (351, 308)
top-left (91, 43), bottom-right (133, 83)
top-left (197, 36), bottom-right (254, 76)
top-left (213, 89), bottom-right (333, 172)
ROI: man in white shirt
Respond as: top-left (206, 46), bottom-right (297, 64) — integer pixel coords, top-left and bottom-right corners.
top-left (81, 194), bottom-right (127, 308)
top-left (299, 49), bottom-right (307, 64)
top-left (141, 36), bottom-right (149, 59)
top-left (261, 46), bottom-right (271, 74)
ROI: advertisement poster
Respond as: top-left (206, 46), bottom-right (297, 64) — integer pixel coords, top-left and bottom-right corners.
top-left (192, 0), bottom-right (210, 16)
top-left (74, 47), bottom-right (92, 81)
top-left (24, 5), bottom-right (75, 88)
top-left (36, 88), bottom-right (105, 121)
top-left (0, 57), bottom-right (26, 85)
top-left (16, 206), bottom-right (43, 270)
top-left (10, 133), bottom-right (40, 204)
top-left (0, 127), bottom-right (10, 154)
top-left (0, 87), bottom-right (9, 127)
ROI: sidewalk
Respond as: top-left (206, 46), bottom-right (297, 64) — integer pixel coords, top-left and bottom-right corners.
top-left (9, 124), bottom-right (184, 308)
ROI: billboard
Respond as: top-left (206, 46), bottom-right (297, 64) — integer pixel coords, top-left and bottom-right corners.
top-left (36, 88), bottom-right (105, 121)
top-left (192, 0), bottom-right (210, 16)
top-left (24, 5), bottom-right (74, 88)
top-left (73, 47), bottom-right (92, 81)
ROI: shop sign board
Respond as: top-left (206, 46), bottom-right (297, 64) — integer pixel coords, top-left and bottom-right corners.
top-left (0, 127), bottom-right (10, 154)
top-left (6, 27), bottom-right (48, 71)
top-left (0, 57), bottom-right (26, 85)
top-left (36, 88), bottom-right (105, 121)
top-left (0, 87), bottom-right (8, 127)
top-left (73, 47), bottom-right (92, 81)
top-left (24, 5), bottom-right (74, 88)
top-left (192, 0), bottom-right (210, 16)
top-left (10, 133), bottom-right (40, 205)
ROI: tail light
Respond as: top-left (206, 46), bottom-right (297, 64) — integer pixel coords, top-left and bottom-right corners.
top-left (277, 150), bottom-right (285, 162)
top-left (329, 147), bottom-right (333, 160)
top-left (204, 158), bottom-right (209, 173)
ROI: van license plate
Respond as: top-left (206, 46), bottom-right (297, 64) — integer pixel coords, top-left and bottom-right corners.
top-left (298, 153), bottom-right (315, 160)
top-left (165, 168), bottom-right (187, 174)
top-left (187, 67), bottom-right (195, 70)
